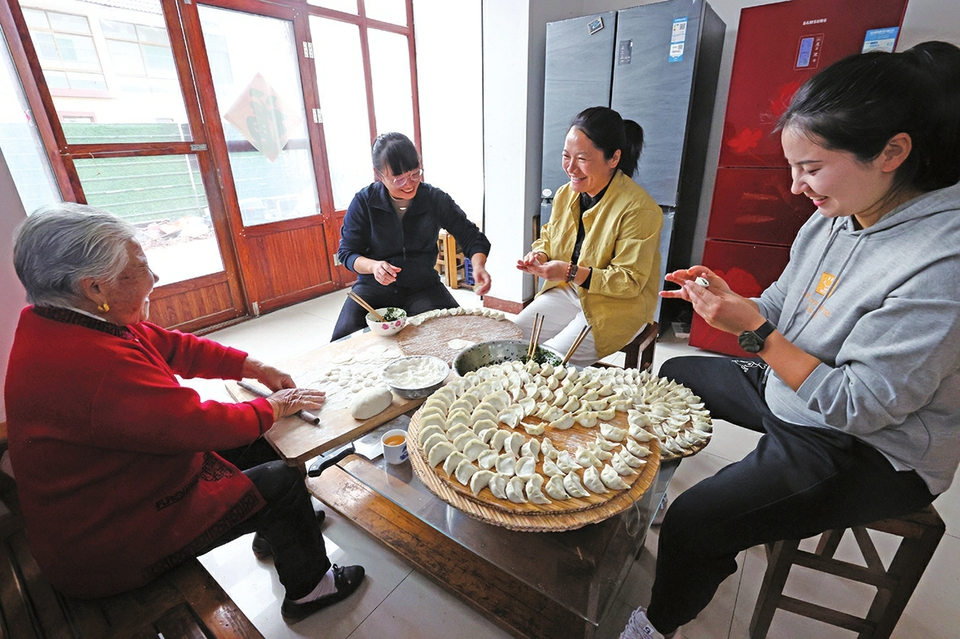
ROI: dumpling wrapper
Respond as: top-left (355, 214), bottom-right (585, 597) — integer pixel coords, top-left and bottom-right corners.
top-left (583, 466), bottom-right (609, 494)
top-left (506, 476), bottom-right (528, 503)
top-left (442, 451), bottom-right (469, 477)
top-left (563, 471), bottom-right (590, 498)
top-left (544, 474), bottom-right (570, 500)
top-left (600, 464), bottom-right (631, 490)
top-left (428, 441), bottom-right (457, 467)
top-left (455, 459), bottom-right (479, 486)
top-left (469, 469), bottom-right (496, 496)
top-left (525, 474), bottom-right (551, 505)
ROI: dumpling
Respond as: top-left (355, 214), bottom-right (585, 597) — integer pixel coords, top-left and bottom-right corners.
top-left (525, 474), bottom-right (551, 505)
top-left (562, 397), bottom-right (581, 413)
top-left (463, 438), bottom-right (489, 462)
top-left (548, 413), bottom-right (575, 431)
top-left (541, 437), bottom-right (560, 460)
top-left (432, 386), bottom-right (457, 407)
top-left (515, 455), bottom-right (537, 479)
top-left (599, 422), bottom-right (627, 442)
top-left (518, 397), bottom-right (537, 417)
top-left (575, 411), bottom-right (598, 428)
top-left (469, 469), bottom-right (496, 496)
top-left (520, 439), bottom-right (541, 461)
top-left (593, 435), bottom-right (617, 451)
top-left (506, 476), bottom-right (528, 503)
top-left (448, 397), bottom-right (476, 415)
top-left (445, 424), bottom-right (470, 442)
top-left (495, 453), bottom-right (517, 476)
top-left (442, 451), bottom-right (469, 477)
top-left (497, 405), bottom-right (524, 429)
top-left (505, 432), bottom-right (526, 457)
top-left (477, 448), bottom-right (499, 470)
top-left (597, 407), bottom-right (617, 421)
top-left (563, 470), bottom-right (590, 498)
top-left (489, 429), bottom-right (511, 453)
top-left (544, 474), bottom-right (570, 500)
top-left (611, 451), bottom-right (639, 476)
top-left (582, 466), bottom-right (609, 494)
top-left (453, 430), bottom-right (480, 452)
top-left (446, 410), bottom-right (472, 431)
top-left (427, 441), bottom-right (457, 467)
top-left (575, 447), bottom-right (603, 469)
top-left (522, 421), bottom-right (546, 436)
top-left (542, 458), bottom-right (564, 477)
top-left (488, 473), bottom-right (508, 499)
top-left (471, 407), bottom-right (499, 425)
top-left (472, 418), bottom-right (499, 436)
top-left (420, 413), bottom-right (446, 431)
top-left (586, 441), bottom-right (613, 461)
top-left (556, 450), bottom-right (583, 474)
top-left (482, 390), bottom-right (511, 413)
top-left (628, 422), bottom-right (656, 442)
top-left (624, 439), bottom-right (652, 459)
top-left (454, 459), bottom-right (479, 486)
top-left (422, 433), bottom-right (449, 456)
top-left (600, 464), bottom-right (631, 490)
top-left (418, 424), bottom-right (445, 445)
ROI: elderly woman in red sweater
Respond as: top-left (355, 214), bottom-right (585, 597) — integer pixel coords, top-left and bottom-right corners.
top-left (4, 203), bottom-right (361, 623)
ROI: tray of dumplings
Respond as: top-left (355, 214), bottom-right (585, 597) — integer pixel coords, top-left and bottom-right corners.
top-left (407, 361), bottom-right (712, 531)
top-left (397, 308), bottom-right (523, 364)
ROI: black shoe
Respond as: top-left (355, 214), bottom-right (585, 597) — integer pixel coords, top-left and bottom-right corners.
top-left (252, 510), bottom-right (326, 560)
top-left (281, 564), bottom-right (365, 623)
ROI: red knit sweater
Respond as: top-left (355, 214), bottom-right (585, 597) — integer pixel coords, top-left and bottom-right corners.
top-left (4, 307), bottom-right (274, 597)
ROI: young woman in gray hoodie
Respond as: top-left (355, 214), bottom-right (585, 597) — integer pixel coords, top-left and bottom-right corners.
top-left (620, 41), bottom-right (960, 639)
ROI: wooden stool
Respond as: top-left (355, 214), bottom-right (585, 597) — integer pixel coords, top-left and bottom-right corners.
top-left (622, 321), bottom-right (659, 371)
top-left (749, 504), bottom-right (945, 639)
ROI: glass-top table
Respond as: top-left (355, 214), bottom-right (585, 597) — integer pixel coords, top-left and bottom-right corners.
top-left (308, 416), bottom-right (678, 639)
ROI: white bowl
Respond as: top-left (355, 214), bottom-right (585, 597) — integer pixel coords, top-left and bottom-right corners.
top-left (366, 307), bottom-right (407, 336)
top-left (381, 355), bottom-right (449, 399)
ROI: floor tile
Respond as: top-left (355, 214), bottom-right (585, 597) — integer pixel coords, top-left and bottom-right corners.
top-left (347, 570), bottom-right (514, 639)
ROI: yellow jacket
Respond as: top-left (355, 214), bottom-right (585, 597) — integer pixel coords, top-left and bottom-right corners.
top-left (532, 170), bottom-right (662, 358)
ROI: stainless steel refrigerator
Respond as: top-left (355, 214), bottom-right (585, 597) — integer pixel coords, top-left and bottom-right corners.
top-left (540, 0), bottom-right (725, 322)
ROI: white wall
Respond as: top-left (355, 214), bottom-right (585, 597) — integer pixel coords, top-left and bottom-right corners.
top-left (478, 0), bottom-right (960, 306)
top-left (0, 149), bottom-right (28, 423)
top-left (413, 0), bottom-right (484, 224)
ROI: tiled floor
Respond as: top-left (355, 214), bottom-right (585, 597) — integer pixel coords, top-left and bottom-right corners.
top-left (194, 287), bottom-right (960, 639)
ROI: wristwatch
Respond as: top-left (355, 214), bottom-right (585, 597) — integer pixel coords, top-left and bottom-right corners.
top-left (738, 320), bottom-right (776, 354)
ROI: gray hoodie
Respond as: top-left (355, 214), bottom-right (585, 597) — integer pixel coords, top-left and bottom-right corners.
top-left (756, 181), bottom-right (960, 495)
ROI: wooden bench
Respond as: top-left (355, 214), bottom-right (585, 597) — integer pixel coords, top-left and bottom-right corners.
top-left (0, 481), bottom-right (262, 639)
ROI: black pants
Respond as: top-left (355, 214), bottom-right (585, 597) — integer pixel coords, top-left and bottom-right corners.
top-left (331, 278), bottom-right (459, 341)
top-left (646, 356), bottom-right (935, 634)
top-left (201, 461), bottom-right (330, 600)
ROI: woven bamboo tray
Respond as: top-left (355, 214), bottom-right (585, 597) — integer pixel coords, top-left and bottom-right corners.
top-left (408, 408), bottom-right (660, 532)
top-left (398, 315), bottom-right (522, 364)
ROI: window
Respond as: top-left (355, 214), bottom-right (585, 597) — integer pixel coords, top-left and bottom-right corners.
top-left (101, 18), bottom-right (177, 94)
top-left (22, 7), bottom-right (106, 91)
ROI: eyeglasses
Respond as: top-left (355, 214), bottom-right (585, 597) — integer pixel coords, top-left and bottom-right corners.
top-left (382, 168), bottom-right (423, 188)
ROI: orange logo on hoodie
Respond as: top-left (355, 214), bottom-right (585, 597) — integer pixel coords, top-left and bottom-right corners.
top-left (815, 272), bottom-right (836, 297)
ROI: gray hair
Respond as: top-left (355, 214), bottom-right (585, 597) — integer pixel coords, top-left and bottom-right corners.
top-left (13, 203), bottom-right (139, 308)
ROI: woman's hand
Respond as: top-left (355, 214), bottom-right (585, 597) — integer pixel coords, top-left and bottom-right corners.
top-left (470, 253), bottom-right (492, 295)
top-left (660, 266), bottom-right (764, 335)
top-left (241, 358), bottom-right (295, 391)
top-left (520, 259), bottom-right (570, 282)
top-left (371, 260), bottom-right (401, 285)
top-left (516, 251), bottom-right (546, 273)
top-left (265, 387), bottom-right (326, 420)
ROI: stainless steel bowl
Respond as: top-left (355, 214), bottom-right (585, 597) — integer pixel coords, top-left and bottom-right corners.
top-left (381, 355), bottom-right (450, 399)
top-left (452, 340), bottom-right (564, 376)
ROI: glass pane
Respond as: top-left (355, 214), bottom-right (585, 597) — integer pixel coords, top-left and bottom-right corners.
top-left (367, 29), bottom-right (414, 139)
top-left (0, 30), bottom-right (60, 213)
top-left (364, 0), bottom-right (407, 26)
top-left (309, 16), bottom-right (371, 210)
top-left (20, 0), bottom-right (192, 143)
top-left (74, 155), bottom-right (223, 285)
top-left (306, 0), bottom-right (357, 13)
top-left (198, 6), bottom-right (320, 227)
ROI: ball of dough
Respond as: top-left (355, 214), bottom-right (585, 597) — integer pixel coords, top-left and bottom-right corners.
top-left (351, 385), bottom-right (393, 420)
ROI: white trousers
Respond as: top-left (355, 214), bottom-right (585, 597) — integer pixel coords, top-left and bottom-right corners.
top-left (515, 283), bottom-right (647, 368)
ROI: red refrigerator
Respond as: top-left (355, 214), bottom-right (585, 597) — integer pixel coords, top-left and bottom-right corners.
top-left (689, 0), bottom-right (909, 356)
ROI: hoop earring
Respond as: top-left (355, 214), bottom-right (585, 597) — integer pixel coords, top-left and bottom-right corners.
top-left (98, 302), bottom-right (110, 312)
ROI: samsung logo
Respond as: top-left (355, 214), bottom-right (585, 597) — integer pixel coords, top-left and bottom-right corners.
top-left (803, 18), bottom-right (828, 25)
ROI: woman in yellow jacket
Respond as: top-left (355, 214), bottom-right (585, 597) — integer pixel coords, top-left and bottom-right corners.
top-left (517, 106), bottom-right (662, 366)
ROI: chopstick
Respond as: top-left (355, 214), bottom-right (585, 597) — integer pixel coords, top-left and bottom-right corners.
top-left (238, 380), bottom-right (321, 425)
top-left (348, 291), bottom-right (384, 321)
top-left (527, 313), bottom-right (544, 361)
top-left (561, 325), bottom-right (593, 366)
